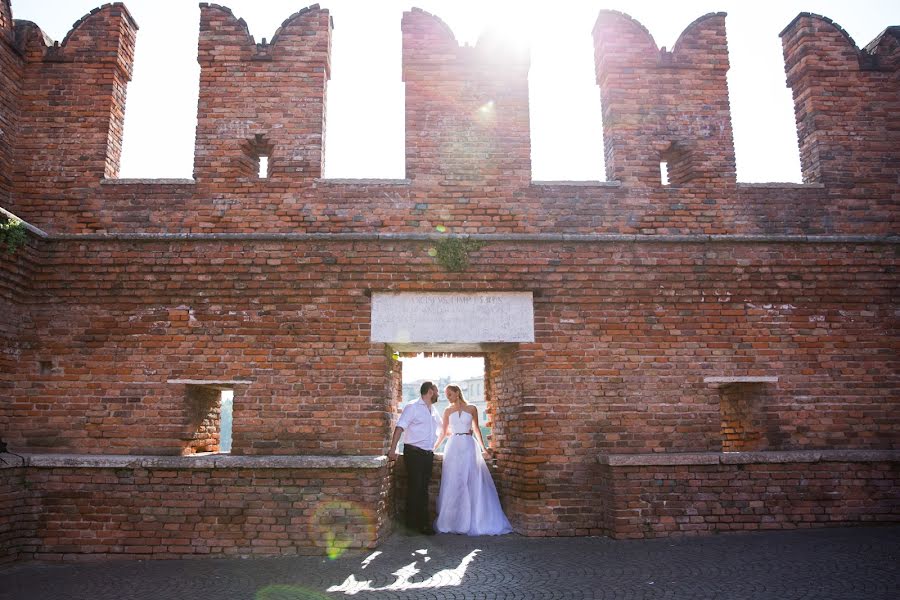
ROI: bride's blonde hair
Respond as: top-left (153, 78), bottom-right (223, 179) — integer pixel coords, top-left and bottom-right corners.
top-left (446, 384), bottom-right (466, 403)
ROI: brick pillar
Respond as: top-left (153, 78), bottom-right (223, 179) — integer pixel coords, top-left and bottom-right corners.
top-left (487, 347), bottom-right (551, 534)
top-left (402, 9), bottom-right (531, 185)
top-left (780, 14), bottom-right (900, 186)
top-left (193, 4), bottom-right (332, 182)
top-left (11, 4), bottom-right (137, 220)
top-left (0, 0), bottom-right (18, 204)
top-left (592, 11), bottom-right (736, 186)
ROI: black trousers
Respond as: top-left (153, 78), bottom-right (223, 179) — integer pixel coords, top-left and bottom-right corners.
top-left (403, 445), bottom-right (434, 530)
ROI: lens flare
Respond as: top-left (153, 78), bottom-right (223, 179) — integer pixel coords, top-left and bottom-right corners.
top-left (255, 585), bottom-right (330, 600)
top-left (309, 501), bottom-right (377, 560)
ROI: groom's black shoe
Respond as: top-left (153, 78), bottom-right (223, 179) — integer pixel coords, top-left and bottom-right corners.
top-left (420, 526), bottom-right (436, 536)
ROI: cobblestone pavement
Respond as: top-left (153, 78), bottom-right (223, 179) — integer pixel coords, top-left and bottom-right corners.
top-left (2, 526), bottom-right (898, 600)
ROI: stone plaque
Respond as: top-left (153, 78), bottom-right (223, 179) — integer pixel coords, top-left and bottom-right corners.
top-left (371, 292), bottom-right (534, 348)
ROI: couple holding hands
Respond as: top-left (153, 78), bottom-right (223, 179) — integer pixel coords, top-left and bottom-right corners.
top-left (388, 381), bottom-right (513, 536)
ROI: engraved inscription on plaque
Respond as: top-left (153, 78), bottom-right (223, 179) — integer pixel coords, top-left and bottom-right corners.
top-left (371, 292), bottom-right (534, 345)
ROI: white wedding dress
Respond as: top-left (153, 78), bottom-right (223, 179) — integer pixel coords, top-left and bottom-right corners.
top-left (434, 410), bottom-right (513, 535)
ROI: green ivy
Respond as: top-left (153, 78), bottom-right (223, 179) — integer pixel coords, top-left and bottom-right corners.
top-left (430, 237), bottom-right (484, 272)
top-left (0, 217), bottom-right (27, 255)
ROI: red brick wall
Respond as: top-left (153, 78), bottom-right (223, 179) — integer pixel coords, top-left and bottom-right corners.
top-left (0, 3), bottom-right (897, 553)
top-left (0, 237), bottom-right (38, 415)
top-left (3, 240), bottom-right (897, 458)
top-left (0, 0), bottom-right (20, 205)
top-left (489, 344), bottom-right (609, 537)
top-left (194, 4), bottom-right (331, 182)
top-left (781, 15), bottom-right (900, 187)
top-left (402, 9), bottom-right (530, 185)
top-left (605, 459), bottom-right (898, 539)
top-left (0, 465), bottom-right (39, 565)
top-left (9, 4), bottom-right (136, 222)
top-left (486, 348), bottom-right (527, 529)
top-left (33, 180), bottom-right (900, 236)
top-left (6, 239), bottom-right (397, 456)
top-left (0, 6), bottom-right (894, 240)
top-left (15, 463), bottom-right (389, 560)
top-left (593, 12), bottom-right (736, 186)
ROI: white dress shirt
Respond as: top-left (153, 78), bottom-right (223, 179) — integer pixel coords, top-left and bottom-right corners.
top-left (397, 398), bottom-right (442, 452)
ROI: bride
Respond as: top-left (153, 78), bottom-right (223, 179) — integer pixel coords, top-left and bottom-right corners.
top-left (433, 385), bottom-right (513, 535)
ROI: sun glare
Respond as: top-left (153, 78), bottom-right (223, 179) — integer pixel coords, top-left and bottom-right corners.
top-left (328, 548), bottom-right (481, 595)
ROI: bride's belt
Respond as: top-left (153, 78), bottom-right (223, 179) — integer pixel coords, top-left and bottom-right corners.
top-left (452, 432), bottom-right (472, 435)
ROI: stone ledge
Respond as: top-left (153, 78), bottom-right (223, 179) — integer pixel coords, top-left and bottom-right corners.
top-left (45, 232), bottom-right (900, 245)
top-left (0, 206), bottom-right (48, 237)
top-left (704, 376), bottom-right (778, 384)
top-left (720, 449), bottom-right (900, 464)
top-left (598, 449), bottom-right (899, 466)
top-left (737, 182), bottom-right (826, 189)
top-left (100, 178), bottom-right (195, 185)
top-left (12, 454), bottom-right (388, 470)
top-left (600, 453), bottom-right (721, 466)
top-left (531, 180), bottom-right (622, 187)
top-left (167, 379), bottom-right (253, 386)
top-left (315, 178), bottom-right (411, 185)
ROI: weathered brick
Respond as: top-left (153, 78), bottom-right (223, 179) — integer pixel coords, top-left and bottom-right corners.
top-left (0, 1), bottom-right (897, 562)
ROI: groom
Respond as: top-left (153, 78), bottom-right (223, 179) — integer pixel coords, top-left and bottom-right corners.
top-left (388, 381), bottom-right (442, 535)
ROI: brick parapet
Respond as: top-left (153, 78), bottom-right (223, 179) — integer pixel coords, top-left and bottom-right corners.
top-left (0, 460), bottom-right (391, 561)
top-left (780, 14), bottom-right (900, 186)
top-left (602, 459), bottom-right (899, 539)
top-left (8, 3), bottom-right (137, 223)
top-left (193, 4), bottom-right (331, 182)
top-left (1, 6), bottom-right (897, 236)
top-left (593, 11), bottom-right (736, 186)
top-left (402, 8), bottom-right (531, 185)
top-left (863, 25), bottom-right (900, 67)
top-left (12, 180), bottom-right (898, 236)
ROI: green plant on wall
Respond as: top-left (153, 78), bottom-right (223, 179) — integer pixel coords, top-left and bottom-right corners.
top-left (0, 217), bottom-right (27, 255)
top-left (429, 236), bottom-right (484, 272)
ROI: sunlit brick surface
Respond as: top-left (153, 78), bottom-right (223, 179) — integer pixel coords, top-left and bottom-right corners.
top-left (0, 1), bottom-right (897, 561)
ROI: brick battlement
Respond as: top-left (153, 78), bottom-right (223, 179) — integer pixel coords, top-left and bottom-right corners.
top-left (779, 13), bottom-right (899, 185)
top-left (0, 3), bottom-right (895, 234)
top-left (780, 12), bottom-right (900, 71)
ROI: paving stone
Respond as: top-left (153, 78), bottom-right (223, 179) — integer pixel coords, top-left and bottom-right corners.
top-left (1, 526), bottom-right (897, 600)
